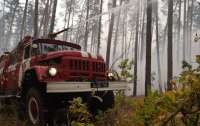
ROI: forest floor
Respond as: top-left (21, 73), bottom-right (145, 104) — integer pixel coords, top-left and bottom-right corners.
top-left (0, 95), bottom-right (193, 126)
top-left (0, 96), bottom-right (136, 126)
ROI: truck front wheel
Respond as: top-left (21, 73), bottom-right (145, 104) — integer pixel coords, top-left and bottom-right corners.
top-left (26, 88), bottom-right (45, 125)
top-left (88, 91), bottom-right (115, 115)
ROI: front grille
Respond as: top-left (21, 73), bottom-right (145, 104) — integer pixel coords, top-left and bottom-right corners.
top-left (92, 62), bottom-right (105, 72)
top-left (69, 59), bottom-right (105, 72)
top-left (70, 59), bottom-right (89, 71)
top-left (69, 59), bottom-right (106, 80)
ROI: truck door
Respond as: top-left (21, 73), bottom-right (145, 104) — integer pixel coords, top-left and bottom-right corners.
top-left (16, 45), bottom-right (31, 89)
top-left (15, 45), bottom-right (31, 89)
top-left (22, 45), bottom-right (31, 75)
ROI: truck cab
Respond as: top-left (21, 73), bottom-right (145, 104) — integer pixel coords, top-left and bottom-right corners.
top-left (0, 36), bottom-right (127, 125)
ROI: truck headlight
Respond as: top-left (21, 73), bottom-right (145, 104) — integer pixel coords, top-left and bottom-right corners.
top-left (107, 71), bottom-right (120, 81)
top-left (108, 72), bottom-right (114, 78)
top-left (48, 67), bottom-right (57, 77)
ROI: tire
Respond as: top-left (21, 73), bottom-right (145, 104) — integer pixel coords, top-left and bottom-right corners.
top-left (88, 91), bottom-right (115, 115)
top-left (25, 88), bottom-right (45, 126)
top-left (51, 108), bottom-right (70, 126)
top-left (102, 91), bottom-right (115, 110)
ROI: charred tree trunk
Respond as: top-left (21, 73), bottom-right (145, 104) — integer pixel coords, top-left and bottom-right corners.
top-left (106, 0), bottom-right (117, 68)
top-left (145, 0), bottom-right (152, 96)
top-left (167, 0), bottom-right (173, 90)
top-left (34, 0), bottom-right (39, 38)
top-left (49, 0), bottom-right (57, 34)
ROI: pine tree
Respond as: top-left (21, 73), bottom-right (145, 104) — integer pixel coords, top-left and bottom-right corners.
top-left (145, 0), bottom-right (152, 96)
top-left (20, 0), bottom-right (28, 40)
top-left (106, 0), bottom-right (117, 68)
top-left (167, 0), bottom-right (173, 90)
top-left (49, 0), bottom-right (57, 34)
top-left (133, 0), bottom-right (140, 96)
top-left (34, 0), bottom-right (39, 37)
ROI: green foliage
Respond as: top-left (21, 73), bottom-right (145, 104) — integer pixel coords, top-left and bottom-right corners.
top-left (69, 97), bottom-right (94, 126)
top-left (94, 60), bottom-right (200, 126)
top-left (118, 59), bottom-right (133, 81)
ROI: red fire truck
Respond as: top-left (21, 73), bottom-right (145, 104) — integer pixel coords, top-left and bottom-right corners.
top-left (0, 31), bottom-right (127, 125)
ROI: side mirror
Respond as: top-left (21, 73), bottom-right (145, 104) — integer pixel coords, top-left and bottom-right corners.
top-left (32, 44), bottom-right (38, 49)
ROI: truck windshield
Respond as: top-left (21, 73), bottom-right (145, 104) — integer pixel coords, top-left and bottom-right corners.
top-left (42, 43), bottom-right (78, 53)
top-left (32, 43), bottom-right (79, 56)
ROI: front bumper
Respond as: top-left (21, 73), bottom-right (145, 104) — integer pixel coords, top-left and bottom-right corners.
top-left (46, 81), bottom-right (127, 93)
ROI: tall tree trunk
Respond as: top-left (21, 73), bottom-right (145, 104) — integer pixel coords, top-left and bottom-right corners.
top-left (183, 0), bottom-right (186, 61)
top-left (186, 0), bottom-right (190, 61)
top-left (145, 0), bottom-right (152, 96)
top-left (140, 0), bottom-right (146, 61)
top-left (84, 0), bottom-right (90, 51)
top-left (38, 0), bottom-right (49, 36)
top-left (189, 0), bottom-right (194, 63)
top-left (70, 9), bottom-right (75, 41)
top-left (112, 0), bottom-right (122, 61)
top-left (177, 0), bottom-right (181, 71)
top-left (106, 0), bottom-right (117, 68)
top-left (155, 0), bottom-right (162, 92)
top-left (75, 0), bottom-right (86, 44)
top-left (49, 0), bottom-right (57, 34)
top-left (65, 0), bottom-right (73, 41)
top-left (123, 7), bottom-right (128, 59)
top-left (34, 0), bottom-right (39, 38)
top-left (133, 0), bottom-right (140, 96)
top-left (97, 0), bottom-right (103, 55)
top-left (6, 1), bottom-right (19, 48)
top-left (0, 0), bottom-right (5, 48)
top-left (20, 0), bottom-right (29, 40)
top-left (63, 4), bottom-right (68, 39)
top-left (43, 0), bottom-right (52, 36)
top-left (167, 0), bottom-right (173, 90)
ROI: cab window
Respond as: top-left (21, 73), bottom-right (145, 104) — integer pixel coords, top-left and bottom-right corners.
top-left (31, 44), bottom-right (40, 56)
top-left (24, 45), bottom-right (30, 59)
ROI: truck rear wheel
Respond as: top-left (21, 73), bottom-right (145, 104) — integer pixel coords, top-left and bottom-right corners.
top-left (26, 88), bottom-right (45, 125)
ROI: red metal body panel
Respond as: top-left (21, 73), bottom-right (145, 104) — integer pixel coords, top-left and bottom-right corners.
top-left (0, 36), bottom-right (106, 94)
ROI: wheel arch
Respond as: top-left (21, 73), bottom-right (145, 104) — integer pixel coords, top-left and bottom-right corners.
top-left (21, 69), bottom-right (46, 97)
